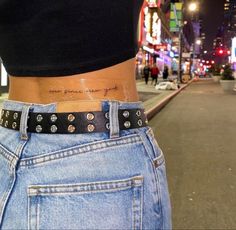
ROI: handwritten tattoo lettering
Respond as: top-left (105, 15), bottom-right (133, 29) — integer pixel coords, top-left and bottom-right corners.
top-left (49, 85), bottom-right (118, 97)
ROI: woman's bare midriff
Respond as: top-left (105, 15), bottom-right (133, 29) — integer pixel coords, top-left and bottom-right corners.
top-left (8, 58), bottom-right (139, 112)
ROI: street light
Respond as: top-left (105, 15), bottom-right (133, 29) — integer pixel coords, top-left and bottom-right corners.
top-left (195, 39), bottom-right (201, 45)
top-left (188, 2), bottom-right (198, 12)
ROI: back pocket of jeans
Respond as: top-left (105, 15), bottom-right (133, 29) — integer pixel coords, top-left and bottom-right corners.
top-left (28, 176), bottom-right (143, 230)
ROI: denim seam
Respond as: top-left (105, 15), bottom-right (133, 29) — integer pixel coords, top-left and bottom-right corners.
top-left (28, 186), bottom-right (141, 197)
top-left (135, 129), bottom-right (164, 229)
top-left (153, 151), bottom-right (165, 168)
top-left (132, 184), bottom-right (143, 230)
top-left (27, 196), bottom-right (31, 230)
top-left (36, 201), bottom-right (40, 230)
top-left (0, 144), bottom-right (17, 165)
top-left (0, 171), bottom-right (15, 226)
top-left (28, 176), bottom-right (143, 196)
top-left (0, 140), bottom-right (28, 227)
top-left (20, 134), bottom-right (142, 167)
top-left (140, 184), bottom-right (144, 230)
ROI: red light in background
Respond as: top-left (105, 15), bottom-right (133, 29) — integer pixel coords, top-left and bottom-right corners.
top-left (227, 50), bottom-right (231, 55)
top-left (211, 60), bottom-right (215, 64)
top-left (219, 49), bottom-right (223, 54)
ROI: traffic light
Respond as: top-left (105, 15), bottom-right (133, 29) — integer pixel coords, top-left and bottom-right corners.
top-left (218, 49), bottom-right (224, 55)
top-left (215, 48), bottom-right (231, 56)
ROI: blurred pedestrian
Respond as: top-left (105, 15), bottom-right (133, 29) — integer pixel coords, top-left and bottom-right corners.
top-left (143, 64), bottom-right (150, 84)
top-left (163, 65), bottom-right (169, 80)
top-left (151, 64), bottom-right (159, 86)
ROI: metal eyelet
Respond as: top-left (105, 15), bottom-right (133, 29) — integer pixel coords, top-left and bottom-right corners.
top-left (68, 125), bottom-right (76, 133)
top-left (68, 114), bottom-right (75, 122)
top-left (105, 123), bottom-right (110, 130)
top-left (11, 122), bottom-right (17, 129)
top-left (124, 121), bottom-right (131, 128)
top-left (13, 112), bottom-right (19, 120)
top-left (5, 111), bottom-right (10, 118)
top-left (1, 110), bottom-right (4, 118)
top-left (50, 125), bottom-right (58, 133)
top-left (35, 125), bottom-right (43, 133)
top-left (12, 122), bottom-right (17, 129)
top-left (86, 113), bottom-right (95, 121)
top-left (137, 119), bottom-right (143, 127)
top-left (105, 112), bottom-right (109, 119)
top-left (136, 110), bottom-right (141, 117)
top-left (36, 114), bottom-right (43, 122)
top-left (87, 124), bottom-right (95, 132)
top-left (123, 111), bottom-right (130, 118)
top-left (50, 114), bottom-right (58, 122)
top-left (4, 120), bottom-right (8, 127)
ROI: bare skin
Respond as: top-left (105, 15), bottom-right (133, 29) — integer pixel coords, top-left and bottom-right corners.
top-left (8, 58), bottom-right (139, 112)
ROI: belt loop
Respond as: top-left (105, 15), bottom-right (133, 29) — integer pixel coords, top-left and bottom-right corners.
top-left (109, 100), bottom-right (120, 139)
top-left (20, 104), bottom-right (32, 140)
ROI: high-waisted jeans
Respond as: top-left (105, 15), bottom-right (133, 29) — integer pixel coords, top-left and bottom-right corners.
top-left (0, 100), bottom-right (171, 229)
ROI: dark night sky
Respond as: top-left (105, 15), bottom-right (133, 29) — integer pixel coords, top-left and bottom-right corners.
top-left (201, 0), bottom-right (225, 51)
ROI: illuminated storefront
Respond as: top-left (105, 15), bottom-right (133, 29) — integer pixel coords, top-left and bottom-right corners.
top-left (231, 37), bottom-right (236, 70)
top-left (136, 0), bottom-right (173, 78)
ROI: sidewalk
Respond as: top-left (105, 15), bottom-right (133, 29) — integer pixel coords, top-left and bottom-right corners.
top-left (137, 79), bottom-right (194, 119)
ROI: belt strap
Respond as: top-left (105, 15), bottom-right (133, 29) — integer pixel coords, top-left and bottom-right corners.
top-left (0, 109), bottom-right (147, 134)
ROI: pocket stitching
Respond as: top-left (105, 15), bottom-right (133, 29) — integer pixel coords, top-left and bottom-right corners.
top-left (21, 134), bottom-right (142, 167)
top-left (28, 176), bottom-right (144, 196)
top-left (28, 176), bottom-right (144, 229)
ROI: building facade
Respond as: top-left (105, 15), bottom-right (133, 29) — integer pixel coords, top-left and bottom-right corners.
top-left (223, 0), bottom-right (236, 49)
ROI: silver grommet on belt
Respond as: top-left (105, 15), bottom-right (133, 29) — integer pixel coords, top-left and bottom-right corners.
top-left (1, 110), bottom-right (4, 117)
top-left (123, 111), bottom-right (130, 118)
top-left (136, 110), bottom-right (141, 117)
top-left (0, 119), bottom-right (3, 125)
top-left (50, 114), bottom-right (58, 122)
top-left (68, 114), bottom-right (75, 122)
top-left (87, 124), bottom-right (95, 132)
top-left (137, 119), bottom-right (143, 127)
top-left (106, 123), bottom-right (110, 130)
top-left (50, 125), bottom-right (58, 133)
top-left (5, 111), bottom-right (10, 118)
top-left (12, 122), bottom-right (17, 129)
top-left (13, 112), bottom-right (19, 120)
top-left (35, 125), bottom-right (43, 133)
top-left (86, 113), bottom-right (95, 121)
top-left (105, 112), bottom-right (109, 119)
top-left (4, 120), bottom-right (8, 127)
top-left (36, 114), bottom-right (43, 122)
top-left (124, 121), bottom-right (131, 128)
top-left (68, 125), bottom-right (76, 133)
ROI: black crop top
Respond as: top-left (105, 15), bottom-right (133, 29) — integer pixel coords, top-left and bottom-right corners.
top-left (0, 0), bottom-right (143, 76)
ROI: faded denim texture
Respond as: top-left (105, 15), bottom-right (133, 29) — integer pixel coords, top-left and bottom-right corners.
top-left (0, 100), bottom-right (171, 229)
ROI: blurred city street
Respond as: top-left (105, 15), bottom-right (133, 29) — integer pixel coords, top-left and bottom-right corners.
top-left (149, 79), bottom-right (236, 229)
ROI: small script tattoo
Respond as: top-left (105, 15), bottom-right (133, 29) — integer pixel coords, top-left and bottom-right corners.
top-left (49, 85), bottom-right (118, 96)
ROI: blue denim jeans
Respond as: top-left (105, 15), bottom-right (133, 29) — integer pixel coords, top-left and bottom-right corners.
top-left (0, 100), bottom-right (171, 229)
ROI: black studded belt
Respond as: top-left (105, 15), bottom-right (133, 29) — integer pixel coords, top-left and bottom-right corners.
top-left (0, 109), bottom-right (147, 134)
